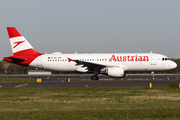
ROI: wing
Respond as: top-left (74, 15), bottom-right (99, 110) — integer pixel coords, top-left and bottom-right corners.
top-left (68, 57), bottom-right (107, 72)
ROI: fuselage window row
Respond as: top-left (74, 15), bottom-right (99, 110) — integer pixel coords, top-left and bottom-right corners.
top-left (47, 58), bottom-right (150, 62)
top-left (48, 59), bottom-right (108, 62)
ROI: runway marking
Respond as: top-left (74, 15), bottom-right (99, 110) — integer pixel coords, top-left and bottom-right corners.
top-left (121, 75), bottom-right (128, 80)
top-left (15, 83), bottom-right (29, 88)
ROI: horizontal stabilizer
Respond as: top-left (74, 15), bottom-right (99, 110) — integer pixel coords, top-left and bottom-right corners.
top-left (4, 57), bottom-right (27, 62)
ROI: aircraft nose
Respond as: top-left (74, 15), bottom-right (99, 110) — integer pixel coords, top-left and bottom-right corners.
top-left (171, 61), bottom-right (177, 69)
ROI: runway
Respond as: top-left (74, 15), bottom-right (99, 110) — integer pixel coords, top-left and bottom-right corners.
top-left (0, 74), bottom-right (179, 87)
top-left (0, 80), bottom-right (180, 88)
top-left (0, 80), bottom-right (179, 88)
top-left (0, 73), bottom-right (180, 81)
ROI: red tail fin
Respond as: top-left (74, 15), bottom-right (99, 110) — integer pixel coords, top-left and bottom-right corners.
top-left (4, 27), bottom-right (42, 66)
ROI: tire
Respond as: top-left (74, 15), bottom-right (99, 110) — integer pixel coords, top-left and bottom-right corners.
top-left (91, 75), bottom-right (99, 80)
top-left (95, 76), bottom-right (99, 80)
top-left (91, 76), bottom-right (96, 80)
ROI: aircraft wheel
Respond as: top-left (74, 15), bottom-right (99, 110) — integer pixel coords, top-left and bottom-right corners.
top-left (151, 71), bottom-right (155, 80)
top-left (91, 76), bottom-right (96, 80)
top-left (95, 76), bottom-right (99, 80)
top-left (91, 75), bottom-right (98, 80)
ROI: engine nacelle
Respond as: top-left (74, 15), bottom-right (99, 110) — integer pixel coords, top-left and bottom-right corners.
top-left (76, 67), bottom-right (88, 72)
top-left (106, 67), bottom-right (124, 77)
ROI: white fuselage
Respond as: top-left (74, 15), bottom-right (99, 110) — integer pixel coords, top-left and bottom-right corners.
top-left (30, 53), bottom-right (177, 72)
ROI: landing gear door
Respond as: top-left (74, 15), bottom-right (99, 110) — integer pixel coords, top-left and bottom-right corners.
top-left (37, 56), bottom-right (42, 66)
top-left (151, 55), bottom-right (156, 65)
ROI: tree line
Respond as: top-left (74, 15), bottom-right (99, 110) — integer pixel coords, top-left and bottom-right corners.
top-left (0, 59), bottom-right (179, 74)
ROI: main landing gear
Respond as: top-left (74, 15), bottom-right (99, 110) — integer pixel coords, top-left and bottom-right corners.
top-left (91, 70), bottom-right (100, 80)
top-left (91, 75), bottom-right (99, 80)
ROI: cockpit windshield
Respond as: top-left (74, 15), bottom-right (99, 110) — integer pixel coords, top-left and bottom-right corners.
top-left (162, 58), bottom-right (170, 61)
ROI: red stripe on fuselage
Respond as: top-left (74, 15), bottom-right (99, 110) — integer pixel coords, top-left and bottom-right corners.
top-left (4, 48), bottom-right (42, 66)
top-left (7, 27), bottom-right (22, 39)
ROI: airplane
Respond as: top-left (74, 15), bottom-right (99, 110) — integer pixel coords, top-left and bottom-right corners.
top-left (4, 27), bottom-right (177, 80)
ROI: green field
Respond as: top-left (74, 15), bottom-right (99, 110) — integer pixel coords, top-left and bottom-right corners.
top-left (0, 86), bottom-right (180, 120)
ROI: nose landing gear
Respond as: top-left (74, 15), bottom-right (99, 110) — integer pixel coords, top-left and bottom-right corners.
top-left (151, 71), bottom-right (155, 80)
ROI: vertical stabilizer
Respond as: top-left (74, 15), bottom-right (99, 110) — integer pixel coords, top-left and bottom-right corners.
top-left (7, 27), bottom-right (40, 56)
top-left (4, 27), bottom-right (42, 66)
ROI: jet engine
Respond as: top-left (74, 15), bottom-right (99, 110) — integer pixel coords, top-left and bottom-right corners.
top-left (76, 67), bottom-right (88, 72)
top-left (106, 67), bottom-right (125, 77)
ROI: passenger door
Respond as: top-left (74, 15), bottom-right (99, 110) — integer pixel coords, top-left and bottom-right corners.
top-left (151, 55), bottom-right (156, 65)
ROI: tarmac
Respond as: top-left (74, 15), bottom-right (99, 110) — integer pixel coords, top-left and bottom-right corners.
top-left (0, 74), bottom-right (180, 87)
top-left (0, 80), bottom-right (179, 88)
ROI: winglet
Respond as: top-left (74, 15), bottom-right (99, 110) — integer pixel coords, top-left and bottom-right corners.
top-left (67, 57), bottom-right (73, 62)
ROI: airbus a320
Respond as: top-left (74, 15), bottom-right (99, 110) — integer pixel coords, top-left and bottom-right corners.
top-left (4, 27), bottom-right (177, 80)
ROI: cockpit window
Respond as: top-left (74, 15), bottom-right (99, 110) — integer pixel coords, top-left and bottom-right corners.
top-left (162, 58), bottom-right (170, 61)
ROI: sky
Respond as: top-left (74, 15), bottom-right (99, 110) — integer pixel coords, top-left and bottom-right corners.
top-left (0, 0), bottom-right (180, 60)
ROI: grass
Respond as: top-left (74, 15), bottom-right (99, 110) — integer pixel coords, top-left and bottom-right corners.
top-left (0, 77), bottom-right (37, 83)
top-left (0, 86), bottom-right (180, 119)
